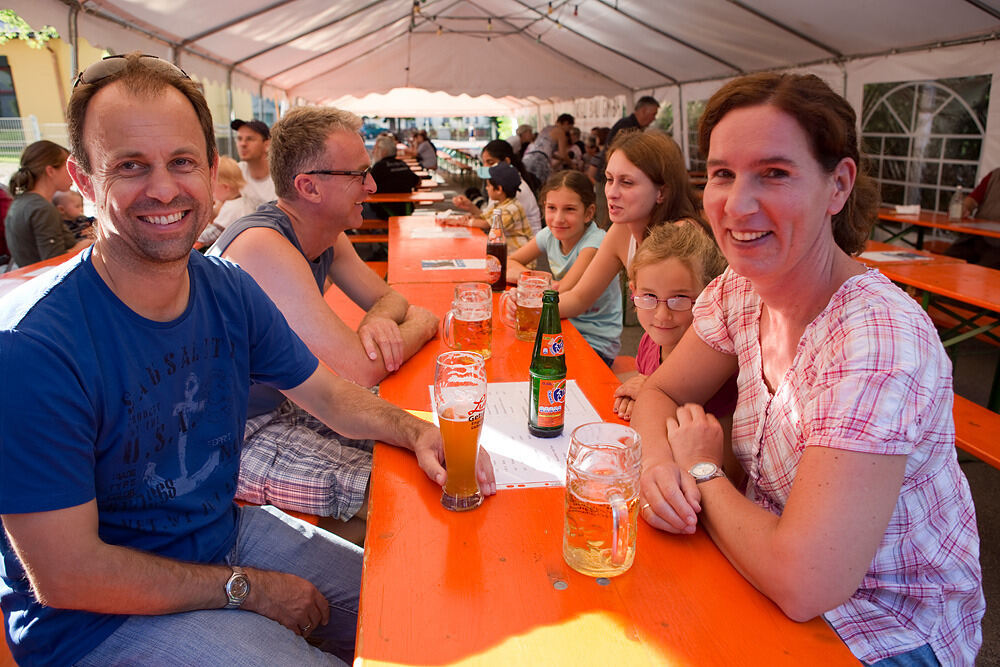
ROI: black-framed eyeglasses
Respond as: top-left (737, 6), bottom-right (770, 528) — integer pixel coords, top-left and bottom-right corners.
top-left (301, 167), bottom-right (373, 181)
top-left (74, 54), bottom-right (190, 89)
top-left (631, 293), bottom-right (694, 312)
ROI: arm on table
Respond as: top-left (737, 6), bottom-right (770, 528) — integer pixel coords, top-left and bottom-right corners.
top-left (283, 366), bottom-right (496, 496)
top-left (556, 225), bottom-right (626, 318)
top-left (508, 239), bottom-right (543, 282)
top-left (221, 229), bottom-right (435, 387)
top-left (328, 233), bottom-right (438, 375)
top-left (2, 502), bottom-right (329, 636)
top-left (665, 404), bottom-right (905, 621)
top-left (631, 326), bottom-right (737, 533)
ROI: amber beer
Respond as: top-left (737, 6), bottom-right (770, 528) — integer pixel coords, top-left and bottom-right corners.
top-left (563, 481), bottom-right (639, 576)
top-left (434, 351), bottom-right (487, 512)
top-left (441, 283), bottom-right (493, 359)
top-left (439, 404), bottom-right (484, 500)
top-left (514, 302), bottom-right (542, 342)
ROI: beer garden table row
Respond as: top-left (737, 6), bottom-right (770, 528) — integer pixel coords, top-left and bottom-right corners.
top-left (337, 215), bottom-right (857, 665)
top-left (875, 205), bottom-right (1000, 249)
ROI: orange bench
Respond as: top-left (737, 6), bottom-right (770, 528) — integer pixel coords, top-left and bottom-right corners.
top-left (954, 394), bottom-right (1000, 469)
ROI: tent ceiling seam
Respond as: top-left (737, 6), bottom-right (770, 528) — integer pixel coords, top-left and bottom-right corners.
top-left (508, 0), bottom-right (679, 84)
top-left (962, 0), bottom-right (1000, 21)
top-left (591, 0), bottom-right (744, 74)
top-left (178, 0), bottom-right (300, 46)
top-left (724, 0), bottom-right (843, 58)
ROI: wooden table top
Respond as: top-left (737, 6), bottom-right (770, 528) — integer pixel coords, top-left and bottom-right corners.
top-left (368, 191), bottom-right (444, 204)
top-left (355, 281), bottom-right (856, 666)
top-left (874, 260), bottom-right (1000, 313)
top-left (877, 206), bottom-right (1000, 239)
top-left (387, 215), bottom-right (490, 284)
top-left (859, 240), bottom-right (965, 267)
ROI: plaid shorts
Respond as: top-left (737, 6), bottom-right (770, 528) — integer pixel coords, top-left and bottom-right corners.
top-left (237, 400), bottom-right (373, 520)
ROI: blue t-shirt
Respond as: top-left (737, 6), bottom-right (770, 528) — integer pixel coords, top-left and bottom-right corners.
top-left (210, 203), bottom-right (335, 417)
top-left (536, 223), bottom-right (622, 359)
top-left (0, 248), bottom-right (318, 666)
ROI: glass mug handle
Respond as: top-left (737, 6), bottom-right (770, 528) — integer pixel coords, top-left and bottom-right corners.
top-left (498, 289), bottom-right (518, 329)
top-left (608, 491), bottom-right (630, 567)
top-left (440, 308), bottom-right (457, 348)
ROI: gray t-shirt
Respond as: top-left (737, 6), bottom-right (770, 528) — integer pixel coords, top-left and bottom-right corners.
top-left (4, 192), bottom-right (76, 266)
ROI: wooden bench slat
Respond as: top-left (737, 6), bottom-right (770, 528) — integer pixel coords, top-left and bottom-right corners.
top-left (954, 394), bottom-right (1000, 469)
top-left (349, 234), bottom-right (389, 244)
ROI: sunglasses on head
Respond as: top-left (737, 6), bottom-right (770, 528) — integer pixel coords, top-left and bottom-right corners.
top-left (74, 54), bottom-right (190, 88)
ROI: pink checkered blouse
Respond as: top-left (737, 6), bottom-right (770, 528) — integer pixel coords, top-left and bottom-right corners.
top-left (692, 268), bottom-right (984, 665)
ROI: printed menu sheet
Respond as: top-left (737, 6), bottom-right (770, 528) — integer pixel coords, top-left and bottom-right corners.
top-left (429, 380), bottom-right (601, 489)
top-left (420, 258), bottom-right (486, 270)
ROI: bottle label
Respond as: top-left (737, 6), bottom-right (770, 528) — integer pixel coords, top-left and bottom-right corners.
top-left (535, 378), bottom-right (565, 427)
top-left (486, 255), bottom-right (502, 283)
top-left (539, 333), bottom-right (564, 357)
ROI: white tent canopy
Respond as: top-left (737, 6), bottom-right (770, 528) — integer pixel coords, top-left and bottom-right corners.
top-left (14, 1), bottom-right (1000, 170)
top-left (18, 0), bottom-right (1000, 103)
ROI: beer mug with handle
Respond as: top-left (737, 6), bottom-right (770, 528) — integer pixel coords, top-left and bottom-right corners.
top-left (563, 422), bottom-right (642, 577)
top-left (499, 270), bottom-right (552, 341)
top-left (434, 351), bottom-right (487, 511)
top-left (441, 282), bottom-right (492, 359)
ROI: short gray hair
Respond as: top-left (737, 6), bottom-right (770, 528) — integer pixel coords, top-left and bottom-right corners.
top-left (373, 134), bottom-right (397, 161)
top-left (269, 106), bottom-right (362, 199)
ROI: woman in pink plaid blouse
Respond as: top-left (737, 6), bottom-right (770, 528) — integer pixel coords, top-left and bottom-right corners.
top-left (632, 73), bottom-right (984, 666)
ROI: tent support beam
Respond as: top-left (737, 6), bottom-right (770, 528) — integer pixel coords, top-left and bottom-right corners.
top-left (723, 0), bottom-right (843, 58)
top-left (963, 0), bottom-right (1000, 21)
top-left (467, 0), bottom-right (628, 93)
top-left (592, 0), bottom-right (744, 74)
top-left (178, 0), bottom-right (300, 46)
top-left (508, 0), bottom-right (680, 85)
top-left (232, 0), bottom-right (391, 67)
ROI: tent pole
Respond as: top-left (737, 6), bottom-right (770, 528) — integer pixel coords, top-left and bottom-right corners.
top-left (67, 3), bottom-right (80, 80)
top-left (227, 66), bottom-right (235, 158)
top-left (678, 85), bottom-right (687, 170)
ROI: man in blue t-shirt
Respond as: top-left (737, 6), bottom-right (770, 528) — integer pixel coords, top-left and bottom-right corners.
top-left (0, 52), bottom-right (469, 667)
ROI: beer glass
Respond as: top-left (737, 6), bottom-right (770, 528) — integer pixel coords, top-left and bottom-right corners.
top-left (441, 282), bottom-right (493, 359)
top-left (499, 270), bottom-right (551, 341)
top-left (434, 351), bottom-right (487, 511)
top-left (563, 422), bottom-right (641, 577)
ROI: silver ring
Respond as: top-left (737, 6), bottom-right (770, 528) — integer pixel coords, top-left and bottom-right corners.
top-left (640, 503), bottom-right (651, 513)
top-left (301, 624), bottom-right (312, 633)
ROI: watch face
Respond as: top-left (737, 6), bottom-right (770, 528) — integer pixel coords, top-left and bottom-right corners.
top-left (229, 575), bottom-right (250, 600)
top-left (690, 462), bottom-right (718, 478)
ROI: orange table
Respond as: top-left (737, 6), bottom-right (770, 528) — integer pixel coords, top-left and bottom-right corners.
top-left (859, 239), bottom-right (965, 267)
top-left (876, 206), bottom-right (1000, 248)
top-left (387, 215), bottom-right (490, 284)
top-left (0, 249), bottom-right (84, 299)
top-left (367, 191), bottom-right (443, 204)
top-left (355, 281), bottom-right (856, 666)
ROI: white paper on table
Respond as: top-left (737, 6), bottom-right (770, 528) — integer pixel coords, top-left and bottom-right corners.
top-left (410, 227), bottom-right (472, 239)
top-left (0, 278), bottom-right (29, 298)
top-left (420, 258), bottom-right (486, 270)
top-left (859, 250), bottom-right (932, 262)
top-left (894, 204), bottom-right (921, 215)
top-left (429, 380), bottom-right (602, 489)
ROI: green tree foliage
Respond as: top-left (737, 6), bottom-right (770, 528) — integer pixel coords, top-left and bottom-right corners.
top-left (0, 10), bottom-right (59, 48)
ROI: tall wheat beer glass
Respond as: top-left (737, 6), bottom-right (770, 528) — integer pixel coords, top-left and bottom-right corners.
top-left (434, 351), bottom-right (487, 511)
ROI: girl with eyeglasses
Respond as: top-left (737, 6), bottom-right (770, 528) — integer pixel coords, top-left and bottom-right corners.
top-left (614, 221), bottom-right (735, 426)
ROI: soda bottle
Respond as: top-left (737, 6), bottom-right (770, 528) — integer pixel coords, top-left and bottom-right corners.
top-left (486, 208), bottom-right (507, 292)
top-left (529, 289), bottom-right (567, 438)
top-left (948, 185), bottom-right (964, 221)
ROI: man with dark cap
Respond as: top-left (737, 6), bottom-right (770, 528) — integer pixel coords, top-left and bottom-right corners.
top-left (231, 118), bottom-right (276, 214)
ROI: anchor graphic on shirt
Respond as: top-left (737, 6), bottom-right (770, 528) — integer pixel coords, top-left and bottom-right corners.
top-left (143, 372), bottom-right (218, 497)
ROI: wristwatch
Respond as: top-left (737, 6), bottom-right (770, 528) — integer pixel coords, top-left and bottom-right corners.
top-left (689, 462), bottom-right (726, 484)
top-left (224, 566), bottom-right (250, 609)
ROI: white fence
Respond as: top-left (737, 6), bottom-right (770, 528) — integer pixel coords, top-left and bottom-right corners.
top-left (0, 117), bottom-right (238, 160)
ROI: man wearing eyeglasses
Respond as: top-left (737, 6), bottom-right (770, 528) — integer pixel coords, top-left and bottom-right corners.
top-left (0, 53), bottom-right (492, 666)
top-left (209, 106), bottom-right (460, 540)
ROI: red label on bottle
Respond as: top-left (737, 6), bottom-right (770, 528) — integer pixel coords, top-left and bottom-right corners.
top-left (536, 378), bottom-right (565, 427)
top-left (486, 255), bottom-right (502, 283)
top-left (540, 333), bottom-right (564, 357)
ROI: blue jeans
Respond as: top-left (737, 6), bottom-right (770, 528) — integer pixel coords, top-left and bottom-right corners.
top-left (75, 505), bottom-right (363, 666)
top-left (866, 644), bottom-right (940, 667)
